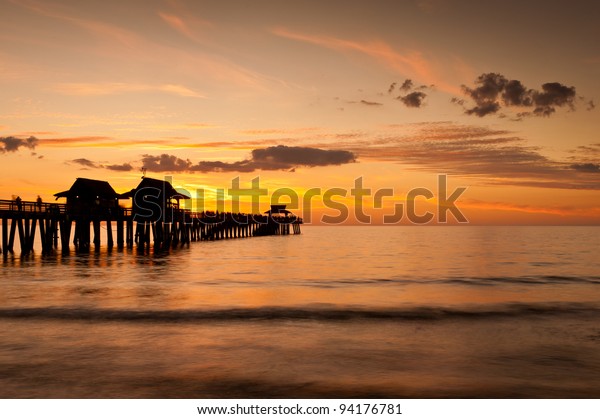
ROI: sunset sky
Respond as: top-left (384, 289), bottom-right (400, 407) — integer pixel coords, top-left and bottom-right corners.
top-left (1, 0), bottom-right (599, 224)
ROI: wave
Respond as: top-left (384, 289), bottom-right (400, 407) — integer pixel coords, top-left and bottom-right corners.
top-left (0, 302), bottom-right (599, 323)
top-left (304, 275), bottom-right (600, 288)
top-left (319, 275), bottom-right (600, 286)
top-left (435, 275), bottom-right (600, 286)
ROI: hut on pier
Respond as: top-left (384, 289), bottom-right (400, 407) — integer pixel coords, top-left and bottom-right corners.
top-left (254, 204), bottom-right (298, 236)
top-left (121, 177), bottom-right (191, 223)
top-left (264, 204), bottom-right (292, 217)
top-left (54, 178), bottom-right (121, 218)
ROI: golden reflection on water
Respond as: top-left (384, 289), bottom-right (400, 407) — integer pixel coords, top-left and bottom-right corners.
top-left (1, 226), bottom-right (600, 311)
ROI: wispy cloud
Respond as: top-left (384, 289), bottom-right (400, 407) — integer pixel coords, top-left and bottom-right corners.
top-left (306, 123), bottom-right (600, 190)
top-left (571, 163), bottom-right (600, 173)
top-left (461, 198), bottom-right (599, 218)
top-left (157, 10), bottom-right (212, 45)
top-left (51, 82), bottom-right (204, 98)
top-left (11, 0), bottom-right (271, 91)
top-left (271, 27), bottom-right (462, 95)
top-left (359, 100), bottom-right (383, 106)
top-left (40, 136), bottom-right (168, 148)
top-left (240, 127), bottom-right (320, 136)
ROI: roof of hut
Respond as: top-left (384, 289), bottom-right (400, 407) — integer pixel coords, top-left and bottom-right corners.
top-left (264, 204), bottom-right (291, 214)
top-left (120, 177), bottom-right (191, 200)
top-left (54, 178), bottom-right (119, 200)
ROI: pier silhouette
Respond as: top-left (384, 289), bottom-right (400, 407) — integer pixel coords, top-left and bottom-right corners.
top-left (0, 177), bottom-right (301, 255)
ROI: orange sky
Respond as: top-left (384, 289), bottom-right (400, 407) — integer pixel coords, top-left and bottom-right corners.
top-left (1, 0), bottom-right (599, 224)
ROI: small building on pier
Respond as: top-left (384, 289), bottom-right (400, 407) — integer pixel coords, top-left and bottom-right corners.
top-left (54, 178), bottom-right (121, 218)
top-left (254, 204), bottom-right (300, 236)
top-left (121, 177), bottom-right (191, 223)
top-left (265, 204), bottom-right (292, 217)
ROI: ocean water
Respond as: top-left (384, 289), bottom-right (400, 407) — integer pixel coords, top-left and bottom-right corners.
top-left (1, 226), bottom-right (599, 398)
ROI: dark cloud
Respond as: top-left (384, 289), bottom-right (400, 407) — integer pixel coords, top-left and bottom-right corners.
top-left (400, 79), bottom-right (413, 91)
top-left (461, 73), bottom-right (506, 116)
top-left (532, 82), bottom-right (576, 116)
top-left (142, 154), bottom-right (192, 172)
top-left (0, 136), bottom-right (38, 153)
top-left (460, 73), bottom-right (581, 118)
top-left (251, 145), bottom-right (356, 167)
top-left (189, 160), bottom-right (255, 172)
top-left (387, 82), bottom-right (396, 94)
top-left (105, 163), bottom-right (134, 171)
top-left (587, 100), bottom-right (596, 111)
top-left (69, 158), bottom-right (133, 171)
top-left (360, 100), bottom-right (383, 106)
top-left (450, 97), bottom-right (466, 106)
top-left (502, 79), bottom-right (533, 107)
top-left (465, 101), bottom-right (500, 117)
top-left (394, 80), bottom-right (430, 108)
top-left (398, 91), bottom-right (427, 108)
top-left (141, 146), bottom-right (356, 173)
top-left (570, 143), bottom-right (600, 157)
top-left (571, 163), bottom-right (600, 173)
top-left (71, 158), bottom-right (99, 168)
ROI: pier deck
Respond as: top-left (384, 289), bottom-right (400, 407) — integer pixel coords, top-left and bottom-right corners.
top-left (0, 198), bottom-right (302, 255)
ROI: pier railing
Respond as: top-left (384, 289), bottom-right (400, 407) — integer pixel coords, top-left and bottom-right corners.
top-left (0, 199), bottom-right (66, 214)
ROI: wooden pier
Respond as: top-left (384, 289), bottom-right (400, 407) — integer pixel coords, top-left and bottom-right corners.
top-left (0, 198), bottom-right (302, 256)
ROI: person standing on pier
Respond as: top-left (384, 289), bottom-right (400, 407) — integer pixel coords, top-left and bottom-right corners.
top-left (36, 195), bottom-right (42, 211)
top-left (15, 196), bottom-right (22, 211)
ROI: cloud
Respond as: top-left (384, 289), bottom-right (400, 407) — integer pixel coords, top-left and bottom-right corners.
top-left (142, 154), bottom-right (192, 172)
top-left (140, 146), bottom-right (356, 173)
top-left (360, 100), bottom-right (383, 106)
top-left (12, 0), bottom-right (269, 91)
top-left (387, 82), bottom-right (396, 94)
top-left (240, 127), bottom-right (319, 136)
top-left (459, 73), bottom-right (582, 118)
top-left (71, 158), bottom-right (99, 168)
top-left (157, 11), bottom-right (212, 45)
top-left (305, 122), bottom-right (600, 190)
top-left (189, 160), bottom-right (255, 173)
top-left (532, 82), bottom-right (577, 116)
top-left (587, 100), bottom-right (596, 111)
top-left (571, 163), bottom-right (600, 173)
top-left (502, 79), bottom-right (532, 107)
top-left (40, 136), bottom-right (171, 149)
top-left (400, 79), bottom-right (414, 91)
top-left (69, 158), bottom-right (133, 171)
top-left (394, 79), bottom-right (429, 108)
top-left (251, 145), bottom-right (356, 167)
top-left (105, 163), bottom-right (134, 171)
top-left (465, 101), bottom-right (500, 117)
top-left (271, 27), bottom-right (462, 94)
top-left (398, 91), bottom-right (427, 108)
top-left (0, 136), bottom-right (38, 153)
top-left (569, 143), bottom-right (600, 158)
top-left (51, 82), bottom-right (205, 98)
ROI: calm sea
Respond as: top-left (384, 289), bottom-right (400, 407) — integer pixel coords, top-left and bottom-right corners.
top-left (1, 226), bottom-right (599, 398)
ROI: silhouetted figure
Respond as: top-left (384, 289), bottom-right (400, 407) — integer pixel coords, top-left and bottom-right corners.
top-left (36, 195), bottom-right (42, 211)
top-left (15, 196), bottom-right (22, 211)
